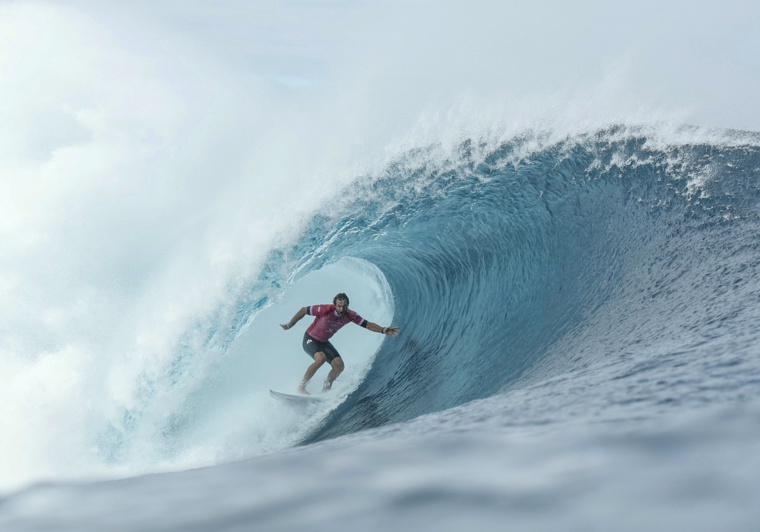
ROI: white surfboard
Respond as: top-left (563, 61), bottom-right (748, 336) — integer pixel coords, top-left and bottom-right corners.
top-left (269, 389), bottom-right (326, 404)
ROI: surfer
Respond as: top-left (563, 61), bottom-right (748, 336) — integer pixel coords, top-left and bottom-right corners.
top-left (280, 292), bottom-right (399, 394)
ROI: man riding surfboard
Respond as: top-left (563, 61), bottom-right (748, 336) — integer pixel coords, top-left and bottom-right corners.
top-left (280, 292), bottom-right (399, 394)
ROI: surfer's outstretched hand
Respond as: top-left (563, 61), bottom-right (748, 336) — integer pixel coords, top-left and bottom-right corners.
top-left (383, 326), bottom-right (400, 337)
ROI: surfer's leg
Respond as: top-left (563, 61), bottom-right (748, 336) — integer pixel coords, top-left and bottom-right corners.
top-left (324, 356), bottom-right (344, 391)
top-left (300, 351), bottom-right (326, 394)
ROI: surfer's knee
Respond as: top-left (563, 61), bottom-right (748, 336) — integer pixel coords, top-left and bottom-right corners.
top-left (313, 352), bottom-right (327, 365)
top-left (331, 357), bottom-right (344, 373)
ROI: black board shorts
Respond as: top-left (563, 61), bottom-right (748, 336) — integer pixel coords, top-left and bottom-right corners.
top-left (302, 332), bottom-right (342, 362)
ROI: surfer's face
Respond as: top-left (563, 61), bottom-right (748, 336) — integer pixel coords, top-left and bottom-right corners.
top-left (335, 299), bottom-right (348, 314)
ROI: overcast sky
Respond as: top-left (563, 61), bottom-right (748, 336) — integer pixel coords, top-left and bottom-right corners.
top-left (61, 0), bottom-right (760, 132)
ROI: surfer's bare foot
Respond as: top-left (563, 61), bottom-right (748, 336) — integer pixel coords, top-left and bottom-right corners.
top-left (298, 383), bottom-right (310, 395)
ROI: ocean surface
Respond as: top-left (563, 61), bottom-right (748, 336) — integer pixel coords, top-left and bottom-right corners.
top-left (2, 3), bottom-right (760, 531)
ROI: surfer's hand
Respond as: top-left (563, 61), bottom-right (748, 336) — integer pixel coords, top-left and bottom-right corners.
top-left (383, 326), bottom-right (400, 337)
top-left (280, 323), bottom-right (291, 330)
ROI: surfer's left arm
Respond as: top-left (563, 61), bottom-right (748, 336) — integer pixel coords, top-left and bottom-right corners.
top-left (365, 322), bottom-right (400, 337)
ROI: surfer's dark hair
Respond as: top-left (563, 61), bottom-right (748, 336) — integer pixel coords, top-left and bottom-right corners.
top-left (333, 293), bottom-right (349, 306)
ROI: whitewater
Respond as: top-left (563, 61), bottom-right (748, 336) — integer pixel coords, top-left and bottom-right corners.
top-left (2, 2), bottom-right (760, 530)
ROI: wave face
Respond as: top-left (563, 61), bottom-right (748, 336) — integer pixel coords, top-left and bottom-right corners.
top-left (4, 125), bottom-right (760, 530)
top-left (273, 127), bottom-right (760, 441)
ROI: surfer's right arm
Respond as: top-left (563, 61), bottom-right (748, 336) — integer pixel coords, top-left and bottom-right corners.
top-left (280, 307), bottom-right (308, 330)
